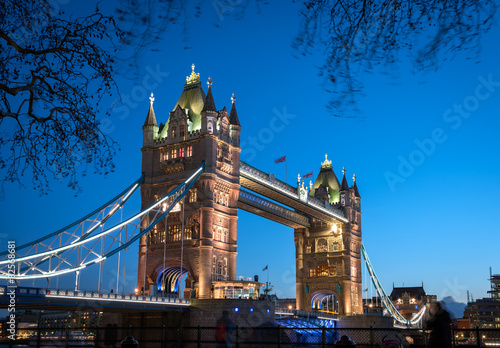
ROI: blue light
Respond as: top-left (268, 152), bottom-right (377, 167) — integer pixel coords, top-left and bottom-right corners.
top-left (234, 307), bottom-right (239, 312)
top-left (250, 308), bottom-right (254, 313)
top-left (267, 309), bottom-right (270, 314)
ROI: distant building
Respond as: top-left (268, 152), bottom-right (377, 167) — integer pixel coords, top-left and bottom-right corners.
top-left (464, 274), bottom-right (500, 329)
top-left (363, 296), bottom-right (384, 315)
top-left (389, 285), bottom-right (437, 322)
top-left (38, 310), bottom-right (102, 329)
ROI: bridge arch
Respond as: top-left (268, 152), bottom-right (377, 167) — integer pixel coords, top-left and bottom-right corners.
top-left (310, 289), bottom-right (340, 314)
top-left (152, 261), bottom-right (192, 296)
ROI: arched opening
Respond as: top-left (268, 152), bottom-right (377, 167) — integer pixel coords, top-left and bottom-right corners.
top-left (311, 290), bottom-right (340, 314)
top-left (155, 265), bottom-right (190, 296)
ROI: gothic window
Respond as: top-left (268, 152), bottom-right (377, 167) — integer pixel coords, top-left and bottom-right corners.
top-left (171, 148), bottom-right (177, 159)
top-left (162, 151), bottom-right (169, 161)
top-left (184, 226), bottom-right (192, 240)
top-left (171, 127), bottom-right (176, 138)
top-left (305, 244), bottom-right (312, 254)
top-left (309, 269), bottom-right (316, 277)
top-left (168, 224), bottom-right (181, 241)
top-left (186, 146), bottom-right (193, 157)
top-left (333, 243), bottom-right (339, 251)
top-left (189, 189), bottom-right (197, 203)
top-left (178, 147), bottom-right (185, 158)
top-left (180, 124), bottom-right (185, 137)
top-left (317, 239), bottom-right (328, 252)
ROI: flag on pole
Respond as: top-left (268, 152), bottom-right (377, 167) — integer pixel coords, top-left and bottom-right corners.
top-left (263, 265), bottom-right (268, 271)
top-left (274, 156), bottom-right (286, 163)
top-left (302, 171), bottom-right (313, 179)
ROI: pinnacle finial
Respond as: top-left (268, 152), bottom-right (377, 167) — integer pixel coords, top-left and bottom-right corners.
top-left (149, 92), bottom-right (155, 105)
top-left (297, 173), bottom-right (301, 183)
top-left (186, 63), bottom-right (200, 84)
top-left (207, 76), bottom-right (213, 88)
top-left (231, 92), bottom-right (236, 104)
top-left (353, 174), bottom-right (357, 182)
top-left (342, 166), bottom-right (346, 175)
top-left (321, 153), bottom-right (332, 168)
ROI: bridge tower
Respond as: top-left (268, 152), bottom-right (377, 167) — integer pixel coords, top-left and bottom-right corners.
top-left (138, 65), bottom-right (241, 299)
top-left (295, 156), bottom-right (363, 315)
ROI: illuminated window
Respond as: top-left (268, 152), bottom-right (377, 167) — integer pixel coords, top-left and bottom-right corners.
top-left (189, 189), bottom-right (197, 203)
top-left (180, 125), bottom-right (185, 137)
top-left (186, 146), bottom-right (193, 157)
top-left (213, 224), bottom-right (229, 243)
top-left (317, 265), bottom-right (328, 277)
top-left (167, 224), bottom-right (181, 241)
top-left (163, 151), bottom-right (169, 161)
top-left (171, 148), bottom-right (177, 159)
top-left (306, 244), bottom-right (312, 253)
top-left (184, 226), bottom-right (192, 240)
top-left (171, 128), bottom-right (176, 138)
top-left (178, 147), bottom-right (185, 157)
top-left (333, 243), bottom-right (339, 251)
top-left (309, 269), bottom-right (316, 277)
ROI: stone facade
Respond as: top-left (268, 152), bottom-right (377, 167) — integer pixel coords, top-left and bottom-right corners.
top-left (138, 65), bottom-right (241, 299)
top-left (295, 159), bottom-right (363, 315)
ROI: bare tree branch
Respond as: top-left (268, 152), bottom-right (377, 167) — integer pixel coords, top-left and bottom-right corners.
top-left (0, 0), bottom-right (123, 194)
top-left (293, 0), bottom-right (497, 117)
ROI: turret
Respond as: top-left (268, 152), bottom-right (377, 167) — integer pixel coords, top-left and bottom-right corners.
top-left (201, 76), bottom-right (218, 135)
top-left (340, 167), bottom-right (349, 207)
top-left (142, 92), bottom-right (158, 148)
top-left (229, 93), bottom-right (241, 147)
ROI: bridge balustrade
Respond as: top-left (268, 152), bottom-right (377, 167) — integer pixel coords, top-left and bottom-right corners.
top-left (1, 286), bottom-right (190, 306)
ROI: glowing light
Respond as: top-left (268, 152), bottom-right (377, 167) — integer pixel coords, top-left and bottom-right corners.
top-left (234, 307), bottom-right (239, 312)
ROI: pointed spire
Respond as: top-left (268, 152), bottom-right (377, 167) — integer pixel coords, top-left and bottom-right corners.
top-left (340, 166), bottom-right (349, 191)
top-left (229, 92), bottom-right (240, 126)
top-left (202, 77), bottom-right (216, 112)
top-left (143, 92), bottom-right (157, 127)
top-left (351, 173), bottom-right (361, 197)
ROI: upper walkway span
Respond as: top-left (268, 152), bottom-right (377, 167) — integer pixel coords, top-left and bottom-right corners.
top-left (239, 161), bottom-right (348, 224)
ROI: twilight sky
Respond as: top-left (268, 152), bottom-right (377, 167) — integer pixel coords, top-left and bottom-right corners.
top-left (1, 0), bottom-right (499, 306)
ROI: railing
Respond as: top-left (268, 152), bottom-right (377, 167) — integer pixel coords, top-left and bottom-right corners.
top-left (275, 307), bottom-right (338, 320)
top-left (240, 161), bottom-right (347, 223)
top-left (239, 190), bottom-right (310, 227)
top-left (1, 286), bottom-right (190, 306)
top-left (5, 325), bottom-right (499, 347)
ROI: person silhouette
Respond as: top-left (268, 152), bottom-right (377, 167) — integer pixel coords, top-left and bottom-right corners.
top-left (427, 301), bottom-right (452, 348)
top-left (215, 310), bottom-right (235, 348)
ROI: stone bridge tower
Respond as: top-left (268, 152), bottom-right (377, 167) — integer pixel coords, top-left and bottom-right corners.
top-left (138, 65), bottom-right (241, 299)
top-left (295, 156), bottom-right (363, 315)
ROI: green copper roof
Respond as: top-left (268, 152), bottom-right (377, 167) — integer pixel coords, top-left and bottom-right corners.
top-left (309, 155), bottom-right (341, 204)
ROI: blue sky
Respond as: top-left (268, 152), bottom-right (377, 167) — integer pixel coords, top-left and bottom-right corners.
top-left (1, 0), bottom-right (499, 307)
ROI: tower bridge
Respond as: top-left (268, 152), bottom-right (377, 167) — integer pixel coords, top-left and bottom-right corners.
top-left (138, 64), bottom-right (362, 316)
top-left (0, 65), bottom-right (425, 327)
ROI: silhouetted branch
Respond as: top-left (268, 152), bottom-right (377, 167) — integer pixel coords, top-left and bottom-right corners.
top-left (294, 0), bottom-right (497, 117)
